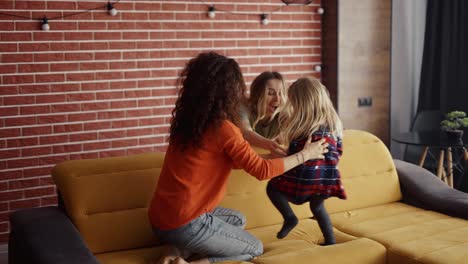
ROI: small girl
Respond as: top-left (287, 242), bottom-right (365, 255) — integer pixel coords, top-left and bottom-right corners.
top-left (267, 77), bottom-right (346, 245)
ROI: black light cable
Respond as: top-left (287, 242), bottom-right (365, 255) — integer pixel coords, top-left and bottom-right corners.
top-left (0, 0), bottom-right (315, 30)
top-left (199, 0), bottom-right (313, 25)
top-left (0, 0), bottom-right (121, 30)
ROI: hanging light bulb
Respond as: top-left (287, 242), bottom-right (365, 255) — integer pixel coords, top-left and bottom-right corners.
top-left (107, 2), bottom-right (118, 16)
top-left (41, 17), bottom-right (50, 31)
top-left (314, 65), bottom-right (322, 72)
top-left (208, 5), bottom-right (215, 18)
top-left (316, 7), bottom-right (325, 15)
top-left (260, 14), bottom-right (269, 25)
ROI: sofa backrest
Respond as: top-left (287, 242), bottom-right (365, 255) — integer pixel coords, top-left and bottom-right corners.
top-left (52, 129), bottom-right (401, 254)
top-left (52, 153), bottom-right (165, 254)
top-left (325, 130), bottom-right (402, 213)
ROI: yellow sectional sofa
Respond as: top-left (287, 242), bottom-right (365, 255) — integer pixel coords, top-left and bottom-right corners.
top-left (8, 130), bottom-right (468, 264)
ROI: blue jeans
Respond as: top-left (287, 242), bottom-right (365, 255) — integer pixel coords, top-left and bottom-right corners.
top-left (153, 207), bottom-right (263, 263)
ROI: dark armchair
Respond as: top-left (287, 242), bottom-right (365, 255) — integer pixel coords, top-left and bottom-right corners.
top-left (8, 203), bottom-right (99, 264)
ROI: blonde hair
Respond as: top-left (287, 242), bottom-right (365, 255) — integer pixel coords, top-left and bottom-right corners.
top-left (279, 77), bottom-right (343, 144)
top-left (246, 71), bottom-right (287, 128)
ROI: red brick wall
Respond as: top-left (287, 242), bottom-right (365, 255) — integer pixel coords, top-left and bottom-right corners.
top-left (0, 0), bottom-right (322, 243)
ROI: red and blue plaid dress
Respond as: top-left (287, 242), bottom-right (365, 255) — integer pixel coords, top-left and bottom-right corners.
top-left (269, 129), bottom-right (346, 204)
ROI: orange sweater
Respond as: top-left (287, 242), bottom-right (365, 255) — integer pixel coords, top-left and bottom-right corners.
top-left (148, 120), bottom-right (284, 230)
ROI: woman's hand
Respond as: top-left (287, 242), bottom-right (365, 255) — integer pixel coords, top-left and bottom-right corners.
top-left (279, 137), bottom-right (329, 174)
top-left (301, 137), bottom-right (328, 161)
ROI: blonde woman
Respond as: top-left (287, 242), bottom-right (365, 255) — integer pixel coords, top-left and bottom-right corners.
top-left (267, 77), bottom-right (347, 245)
top-left (240, 71), bottom-right (288, 156)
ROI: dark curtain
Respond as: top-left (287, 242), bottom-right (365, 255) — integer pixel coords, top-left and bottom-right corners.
top-left (418, 0), bottom-right (468, 114)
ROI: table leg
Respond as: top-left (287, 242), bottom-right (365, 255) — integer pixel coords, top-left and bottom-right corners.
top-left (442, 169), bottom-right (448, 184)
top-left (446, 147), bottom-right (453, 188)
top-left (419, 146), bottom-right (429, 167)
top-left (437, 149), bottom-right (445, 180)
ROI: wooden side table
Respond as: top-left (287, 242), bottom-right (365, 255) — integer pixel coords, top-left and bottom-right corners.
top-left (393, 132), bottom-right (467, 188)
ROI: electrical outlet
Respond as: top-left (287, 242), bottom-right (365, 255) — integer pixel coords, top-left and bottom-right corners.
top-left (358, 97), bottom-right (372, 107)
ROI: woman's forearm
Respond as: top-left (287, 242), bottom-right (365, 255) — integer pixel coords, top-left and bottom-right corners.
top-left (239, 117), bottom-right (272, 149)
top-left (282, 151), bottom-right (306, 172)
top-left (281, 139), bottom-right (328, 173)
top-left (243, 129), bottom-right (270, 149)
top-left (242, 128), bottom-right (287, 156)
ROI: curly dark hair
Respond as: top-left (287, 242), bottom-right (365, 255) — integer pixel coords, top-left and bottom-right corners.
top-left (169, 52), bottom-right (247, 151)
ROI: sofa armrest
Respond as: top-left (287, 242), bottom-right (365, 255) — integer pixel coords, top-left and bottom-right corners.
top-left (394, 159), bottom-right (468, 219)
top-left (9, 206), bottom-right (99, 264)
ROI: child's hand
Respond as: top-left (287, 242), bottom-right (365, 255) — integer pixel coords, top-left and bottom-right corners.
top-left (302, 137), bottom-right (328, 160)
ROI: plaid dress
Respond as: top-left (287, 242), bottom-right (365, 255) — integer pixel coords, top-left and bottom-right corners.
top-left (269, 129), bottom-right (347, 204)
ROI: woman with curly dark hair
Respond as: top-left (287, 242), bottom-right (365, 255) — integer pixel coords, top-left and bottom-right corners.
top-left (148, 52), bottom-right (328, 264)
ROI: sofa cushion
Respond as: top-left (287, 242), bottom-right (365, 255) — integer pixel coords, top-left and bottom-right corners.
top-left (52, 153), bottom-right (165, 254)
top-left (96, 247), bottom-right (162, 264)
top-left (330, 202), bottom-right (468, 264)
top-left (325, 130), bottom-right (402, 214)
top-left (248, 218), bottom-right (356, 245)
top-left (96, 219), bottom-right (386, 264)
top-left (252, 238), bottom-right (386, 264)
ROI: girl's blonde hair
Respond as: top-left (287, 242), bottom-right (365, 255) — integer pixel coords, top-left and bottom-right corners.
top-left (279, 77), bottom-right (343, 144)
top-left (246, 71), bottom-right (287, 128)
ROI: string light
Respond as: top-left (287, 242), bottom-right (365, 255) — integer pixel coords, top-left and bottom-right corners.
top-left (260, 14), bottom-right (269, 25)
top-left (207, 5), bottom-right (216, 18)
top-left (41, 17), bottom-right (50, 31)
top-left (107, 2), bottom-right (118, 16)
top-left (0, 0), bottom-right (314, 31)
top-left (314, 65), bottom-right (322, 72)
top-left (0, 0), bottom-right (120, 31)
top-left (200, 0), bottom-right (313, 25)
top-left (316, 7), bottom-right (325, 15)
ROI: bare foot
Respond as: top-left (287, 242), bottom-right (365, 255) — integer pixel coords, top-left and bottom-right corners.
top-left (153, 256), bottom-right (204, 264)
top-left (172, 257), bottom-right (189, 264)
top-left (150, 245), bottom-right (209, 264)
top-left (154, 255), bottom-right (177, 264)
top-left (151, 246), bottom-right (184, 264)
